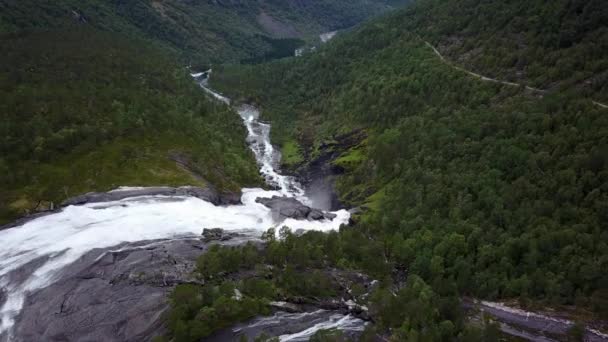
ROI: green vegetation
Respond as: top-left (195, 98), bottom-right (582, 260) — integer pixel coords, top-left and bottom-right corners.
top-left (0, 0), bottom-right (411, 224)
top-left (0, 0), bottom-right (408, 65)
top-left (280, 139), bottom-right (304, 168)
top-left (166, 282), bottom-right (270, 342)
top-left (164, 229), bottom-right (343, 341)
top-left (166, 228), bottom-right (504, 341)
top-left (333, 145), bottom-right (365, 169)
top-left (211, 0), bottom-right (608, 325)
top-left (405, 0), bottom-right (608, 101)
top-left (0, 30), bottom-right (263, 224)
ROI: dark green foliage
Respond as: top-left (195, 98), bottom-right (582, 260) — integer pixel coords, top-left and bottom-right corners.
top-left (310, 329), bottom-right (348, 341)
top-left (405, 0), bottom-right (608, 101)
top-left (167, 230), bottom-right (351, 341)
top-left (167, 283), bottom-right (270, 342)
top-left (197, 243), bottom-right (261, 280)
top-left (211, 0), bottom-right (608, 320)
top-left (195, 229), bottom-right (340, 298)
top-left (0, 0), bottom-right (407, 65)
top-left (167, 228), bottom-right (500, 341)
top-left (567, 321), bottom-right (586, 342)
top-left (0, 0), bottom-right (411, 225)
top-left (241, 36), bottom-right (306, 64)
top-left (0, 29), bottom-right (262, 224)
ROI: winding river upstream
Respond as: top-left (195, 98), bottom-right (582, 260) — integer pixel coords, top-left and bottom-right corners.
top-left (0, 71), bottom-right (356, 341)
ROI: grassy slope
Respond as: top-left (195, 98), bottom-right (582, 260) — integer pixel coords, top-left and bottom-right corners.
top-left (211, 1), bottom-right (608, 316)
top-left (0, 30), bottom-right (262, 224)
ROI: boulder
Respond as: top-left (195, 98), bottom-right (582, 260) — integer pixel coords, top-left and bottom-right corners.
top-left (255, 196), bottom-right (336, 221)
top-left (202, 228), bottom-right (239, 242)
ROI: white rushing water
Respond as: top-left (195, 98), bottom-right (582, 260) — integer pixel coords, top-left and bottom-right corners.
top-left (319, 31), bottom-right (338, 43)
top-left (0, 70), bottom-right (349, 335)
top-left (230, 310), bottom-right (367, 341)
top-left (279, 314), bottom-right (365, 341)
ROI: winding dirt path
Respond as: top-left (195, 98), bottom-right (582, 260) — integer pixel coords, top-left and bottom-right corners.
top-left (422, 41), bottom-right (607, 109)
top-left (593, 100), bottom-right (608, 109)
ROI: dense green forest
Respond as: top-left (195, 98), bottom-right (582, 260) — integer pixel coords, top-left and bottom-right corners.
top-left (0, 30), bottom-right (262, 224)
top-left (2, 0), bottom-right (606, 339)
top-left (0, 0), bottom-right (407, 65)
top-left (405, 0), bottom-right (608, 102)
top-left (0, 0), bottom-right (410, 224)
top-left (161, 228), bottom-right (503, 341)
top-left (211, 0), bottom-right (608, 324)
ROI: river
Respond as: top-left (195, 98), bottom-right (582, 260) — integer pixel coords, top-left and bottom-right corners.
top-left (0, 71), bottom-right (358, 340)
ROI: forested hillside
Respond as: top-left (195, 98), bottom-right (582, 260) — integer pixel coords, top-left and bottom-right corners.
top-left (0, 30), bottom-right (262, 224)
top-left (211, 0), bottom-right (608, 324)
top-left (0, 0), bottom-right (411, 224)
top-left (0, 0), bottom-right (407, 65)
top-left (406, 0), bottom-right (608, 102)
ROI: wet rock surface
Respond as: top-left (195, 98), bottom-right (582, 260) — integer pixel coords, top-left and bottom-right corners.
top-left (5, 236), bottom-right (369, 342)
top-left (284, 129), bottom-right (367, 212)
top-left (8, 238), bottom-right (211, 342)
top-left (255, 196), bottom-right (337, 221)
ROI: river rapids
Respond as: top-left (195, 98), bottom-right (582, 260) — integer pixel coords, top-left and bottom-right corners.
top-left (0, 71), bottom-right (357, 340)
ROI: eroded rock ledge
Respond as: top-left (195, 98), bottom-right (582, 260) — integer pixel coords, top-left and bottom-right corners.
top-left (62, 186), bottom-right (241, 207)
top-left (255, 196), bottom-right (337, 221)
top-left (1, 186), bottom-right (242, 230)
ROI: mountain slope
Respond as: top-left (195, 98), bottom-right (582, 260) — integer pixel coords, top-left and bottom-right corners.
top-left (0, 0), bottom-right (413, 224)
top-left (211, 0), bottom-right (608, 320)
top-left (0, 0), bottom-right (408, 65)
top-left (0, 30), bottom-right (262, 224)
top-left (406, 0), bottom-right (608, 102)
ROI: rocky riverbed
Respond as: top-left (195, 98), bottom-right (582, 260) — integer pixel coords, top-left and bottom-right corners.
top-left (5, 237), bottom-right (208, 341)
top-left (4, 230), bottom-right (373, 341)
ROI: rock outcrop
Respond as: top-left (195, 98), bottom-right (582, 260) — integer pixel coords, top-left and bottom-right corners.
top-left (61, 186), bottom-right (241, 207)
top-left (10, 238), bottom-right (217, 341)
top-left (283, 129), bottom-right (367, 211)
top-left (202, 228), bottom-right (241, 242)
top-left (255, 196), bottom-right (337, 221)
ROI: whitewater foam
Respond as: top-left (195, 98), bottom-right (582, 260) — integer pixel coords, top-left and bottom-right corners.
top-left (0, 71), bottom-right (350, 335)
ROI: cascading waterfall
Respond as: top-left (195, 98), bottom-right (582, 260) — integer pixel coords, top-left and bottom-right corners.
top-left (0, 70), bottom-right (356, 339)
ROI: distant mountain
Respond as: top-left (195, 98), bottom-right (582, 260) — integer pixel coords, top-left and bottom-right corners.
top-left (0, 0), bottom-right (408, 65)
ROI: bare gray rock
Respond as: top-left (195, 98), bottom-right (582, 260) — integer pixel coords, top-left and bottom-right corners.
top-left (8, 239), bottom-right (208, 342)
top-left (255, 196), bottom-right (337, 221)
top-left (202, 228), bottom-right (242, 242)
